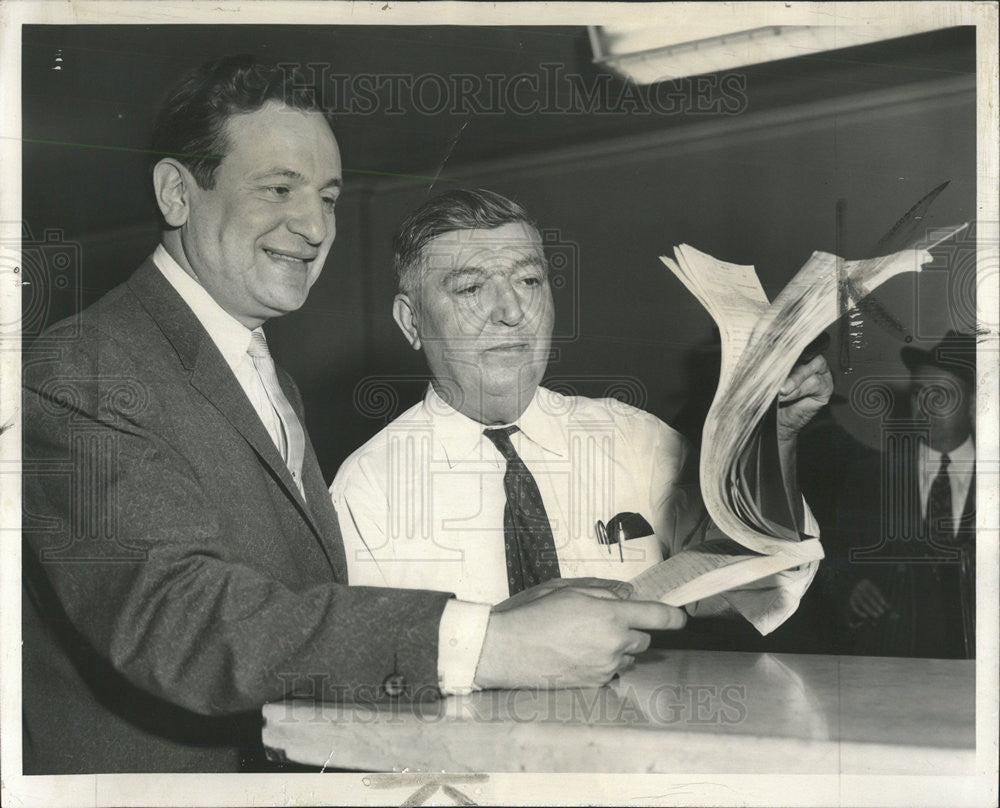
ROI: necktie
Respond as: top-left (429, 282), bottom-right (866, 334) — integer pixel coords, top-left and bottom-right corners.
top-left (926, 452), bottom-right (952, 542)
top-left (247, 330), bottom-right (305, 496)
top-left (483, 426), bottom-right (560, 595)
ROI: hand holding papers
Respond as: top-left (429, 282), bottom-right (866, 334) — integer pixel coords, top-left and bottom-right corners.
top-left (631, 226), bottom-right (968, 630)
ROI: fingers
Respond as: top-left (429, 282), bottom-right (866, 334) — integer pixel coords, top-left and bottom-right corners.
top-left (624, 629), bottom-right (652, 655)
top-left (859, 581), bottom-right (888, 617)
top-left (616, 599), bottom-right (688, 630)
top-left (610, 581), bottom-right (634, 600)
top-left (570, 579), bottom-right (634, 600)
top-left (779, 355), bottom-right (820, 395)
top-left (607, 633), bottom-right (649, 680)
top-left (494, 578), bottom-right (631, 612)
top-left (780, 355), bottom-right (832, 401)
top-left (575, 587), bottom-right (623, 601)
top-left (849, 579), bottom-right (888, 619)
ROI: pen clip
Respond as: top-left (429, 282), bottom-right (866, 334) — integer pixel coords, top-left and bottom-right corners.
top-left (596, 520), bottom-right (610, 554)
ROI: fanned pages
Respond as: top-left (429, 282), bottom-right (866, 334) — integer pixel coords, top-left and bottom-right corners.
top-left (632, 224), bottom-right (967, 621)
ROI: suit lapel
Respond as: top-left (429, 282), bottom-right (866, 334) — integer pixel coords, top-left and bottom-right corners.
top-left (188, 345), bottom-right (302, 499)
top-left (126, 258), bottom-right (334, 568)
top-left (299, 433), bottom-right (349, 580)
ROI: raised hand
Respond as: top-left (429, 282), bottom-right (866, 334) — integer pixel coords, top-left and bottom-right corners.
top-left (777, 354), bottom-right (834, 441)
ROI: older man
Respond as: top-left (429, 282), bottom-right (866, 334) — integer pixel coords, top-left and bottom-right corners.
top-left (331, 189), bottom-right (832, 630)
top-left (22, 59), bottom-right (684, 774)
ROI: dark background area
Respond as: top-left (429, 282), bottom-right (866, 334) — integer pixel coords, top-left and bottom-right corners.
top-left (21, 24), bottom-right (977, 480)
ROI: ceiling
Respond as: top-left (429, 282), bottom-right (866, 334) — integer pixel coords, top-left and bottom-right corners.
top-left (20, 24), bottom-right (975, 238)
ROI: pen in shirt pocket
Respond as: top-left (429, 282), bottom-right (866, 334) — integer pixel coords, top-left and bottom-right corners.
top-left (596, 512), bottom-right (654, 562)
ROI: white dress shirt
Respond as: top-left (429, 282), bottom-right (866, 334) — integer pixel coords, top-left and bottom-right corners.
top-left (918, 435), bottom-right (975, 533)
top-left (152, 246), bottom-right (487, 693)
top-left (331, 385), bottom-right (818, 633)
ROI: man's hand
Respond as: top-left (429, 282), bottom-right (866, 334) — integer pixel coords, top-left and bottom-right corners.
top-left (474, 589), bottom-right (686, 690)
top-left (848, 578), bottom-right (890, 621)
top-left (777, 354), bottom-right (834, 442)
top-left (492, 577), bottom-right (633, 613)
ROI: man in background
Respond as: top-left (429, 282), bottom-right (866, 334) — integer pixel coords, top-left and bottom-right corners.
top-left (331, 189), bottom-right (833, 633)
top-left (837, 331), bottom-right (976, 658)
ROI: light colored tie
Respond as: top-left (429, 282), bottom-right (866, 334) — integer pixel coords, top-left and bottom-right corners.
top-left (247, 330), bottom-right (305, 496)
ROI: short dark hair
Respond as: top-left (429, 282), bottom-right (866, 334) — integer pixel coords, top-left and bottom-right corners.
top-left (150, 54), bottom-right (329, 189)
top-left (393, 189), bottom-right (538, 294)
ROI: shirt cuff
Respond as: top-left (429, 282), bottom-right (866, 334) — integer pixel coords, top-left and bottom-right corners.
top-left (437, 599), bottom-right (492, 695)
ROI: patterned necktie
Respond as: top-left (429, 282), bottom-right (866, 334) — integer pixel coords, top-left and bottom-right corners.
top-left (247, 330), bottom-right (305, 496)
top-left (927, 452), bottom-right (952, 542)
top-left (483, 426), bottom-right (561, 595)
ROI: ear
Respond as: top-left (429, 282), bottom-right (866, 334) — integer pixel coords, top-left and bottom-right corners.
top-left (392, 293), bottom-right (421, 351)
top-left (152, 159), bottom-right (192, 228)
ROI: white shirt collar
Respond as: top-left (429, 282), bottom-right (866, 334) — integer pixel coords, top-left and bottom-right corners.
top-left (921, 434), bottom-right (975, 468)
top-left (517, 386), bottom-right (569, 458)
top-left (152, 244), bottom-right (255, 367)
top-left (424, 385), bottom-right (567, 468)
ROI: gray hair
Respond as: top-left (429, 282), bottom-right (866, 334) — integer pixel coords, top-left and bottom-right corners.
top-left (392, 189), bottom-right (538, 294)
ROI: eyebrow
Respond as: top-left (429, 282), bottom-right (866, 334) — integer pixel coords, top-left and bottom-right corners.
top-left (512, 255), bottom-right (546, 270)
top-left (441, 267), bottom-right (487, 283)
top-left (251, 168), bottom-right (344, 190)
top-left (444, 255), bottom-right (546, 277)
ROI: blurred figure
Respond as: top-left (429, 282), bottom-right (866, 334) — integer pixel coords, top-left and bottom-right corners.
top-left (838, 331), bottom-right (976, 658)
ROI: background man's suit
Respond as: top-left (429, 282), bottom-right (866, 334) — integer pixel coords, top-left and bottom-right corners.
top-left (828, 443), bottom-right (976, 659)
top-left (22, 258), bottom-right (453, 773)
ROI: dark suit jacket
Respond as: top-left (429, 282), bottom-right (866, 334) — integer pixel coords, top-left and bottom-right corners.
top-left (827, 441), bottom-right (975, 659)
top-left (22, 257), bottom-right (453, 773)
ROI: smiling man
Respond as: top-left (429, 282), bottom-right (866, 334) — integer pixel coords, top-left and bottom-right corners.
top-left (22, 59), bottom-right (686, 774)
top-left (157, 103), bottom-right (341, 324)
top-left (331, 189), bottom-right (832, 625)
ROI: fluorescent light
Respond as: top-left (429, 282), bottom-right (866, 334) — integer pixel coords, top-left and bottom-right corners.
top-left (589, 24), bottom-right (947, 84)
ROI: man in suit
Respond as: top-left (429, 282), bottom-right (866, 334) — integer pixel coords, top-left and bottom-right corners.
top-left (331, 189), bottom-right (833, 634)
top-left (837, 331), bottom-right (976, 658)
top-left (21, 56), bottom-right (685, 774)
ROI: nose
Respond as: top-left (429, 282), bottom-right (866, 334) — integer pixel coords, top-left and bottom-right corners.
top-left (286, 193), bottom-right (332, 246)
top-left (488, 279), bottom-right (526, 327)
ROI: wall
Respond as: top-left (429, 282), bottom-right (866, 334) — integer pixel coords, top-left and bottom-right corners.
top-left (262, 75), bottom-right (976, 477)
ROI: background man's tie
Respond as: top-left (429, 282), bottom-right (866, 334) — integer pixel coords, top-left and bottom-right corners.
top-left (483, 425), bottom-right (560, 595)
top-left (926, 452), bottom-right (974, 656)
top-left (248, 330), bottom-right (305, 496)
top-left (927, 452), bottom-right (952, 542)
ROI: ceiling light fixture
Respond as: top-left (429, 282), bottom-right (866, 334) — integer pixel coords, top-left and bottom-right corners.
top-left (589, 24), bottom-right (946, 85)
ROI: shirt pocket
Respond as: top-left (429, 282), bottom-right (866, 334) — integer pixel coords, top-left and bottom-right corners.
top-left (558, 523), bottom-right (663, 582)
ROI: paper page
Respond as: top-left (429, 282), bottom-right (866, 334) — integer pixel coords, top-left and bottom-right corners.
top-left (630, 538), bottom-right (824, 607)
top-left (691, 229), bottom-right (966, 556)
top-left (661, 244), bottom-right (769, 381)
